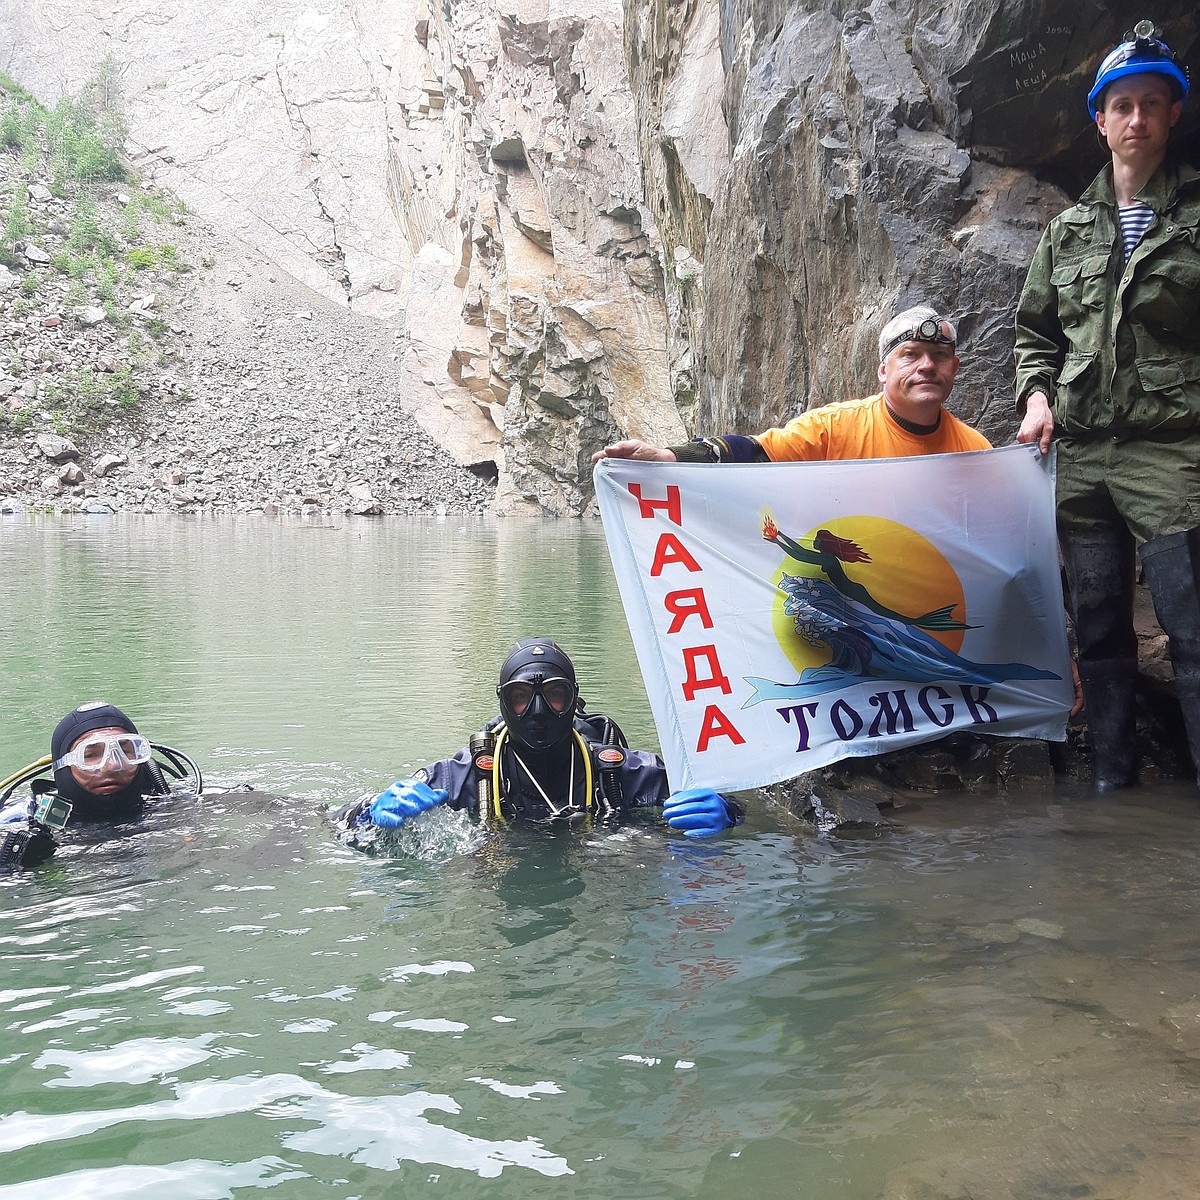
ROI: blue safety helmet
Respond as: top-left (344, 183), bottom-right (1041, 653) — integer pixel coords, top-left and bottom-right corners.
top-left (1087, 21), bottom-right (1190, 119)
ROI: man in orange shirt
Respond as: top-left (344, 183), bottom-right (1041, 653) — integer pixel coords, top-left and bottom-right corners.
top-left (592, 304), bottom-right (991, 465)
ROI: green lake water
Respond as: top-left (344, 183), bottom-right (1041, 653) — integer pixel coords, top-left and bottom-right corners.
top-left (1, 514), bottom-right (1198, 1199)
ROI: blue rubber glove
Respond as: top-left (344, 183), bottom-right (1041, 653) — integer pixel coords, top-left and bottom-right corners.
top-left (367, 779), bottom-right (449, 829)
top-left (663, 787), bottom-right (737, 838)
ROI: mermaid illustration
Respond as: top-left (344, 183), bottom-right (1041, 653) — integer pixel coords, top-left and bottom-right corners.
top-left (761, 510), bottom-right (974, 632)
top-left (746, 514), bottom-right (1060, 707)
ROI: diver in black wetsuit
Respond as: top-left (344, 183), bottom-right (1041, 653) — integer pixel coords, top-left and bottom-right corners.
top-left (0, 700), bottom-right (202, 870)
top-left (335, 637), bottom-right (743, 846)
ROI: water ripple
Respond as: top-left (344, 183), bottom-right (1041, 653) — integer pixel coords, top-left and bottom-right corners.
top-left (0, 1072), bottom-right (574, 1179)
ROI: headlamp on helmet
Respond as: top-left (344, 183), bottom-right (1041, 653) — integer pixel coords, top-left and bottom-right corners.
top-left (880, 317), bottom-right (955, 363)
top-left (1087, 21), bottom-right (1190, 118)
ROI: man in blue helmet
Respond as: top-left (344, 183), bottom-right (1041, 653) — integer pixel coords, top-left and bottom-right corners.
top-left (335, 637), bottom-right (742, 844)
top-left (1014, 21), bottom-right (1199, 791)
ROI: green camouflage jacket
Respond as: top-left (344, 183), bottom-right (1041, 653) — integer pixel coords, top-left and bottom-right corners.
top-left (1014, 158), bottom-right (1200, 438)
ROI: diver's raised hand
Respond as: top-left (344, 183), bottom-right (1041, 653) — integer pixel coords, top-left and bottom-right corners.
top-left (368, 779), bottom-right (448, 829)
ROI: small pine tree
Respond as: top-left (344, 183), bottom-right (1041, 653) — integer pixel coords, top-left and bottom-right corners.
top-left (45, 57), bottom-right (128, 184)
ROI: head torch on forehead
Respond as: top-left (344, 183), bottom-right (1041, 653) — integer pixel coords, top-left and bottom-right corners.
top-left (1117, 20), bottom-right (1180, 65)
top-left (498, 675), bottom-right (578, 715)
top-left (1088, 20), bottom-right (1190, 117)
top-left (1096, 25), bottom-right (1182, 82)
top-left (54, 732), bottom-right (153, 773)
top-left (881, 317), bottom-right (955, 361)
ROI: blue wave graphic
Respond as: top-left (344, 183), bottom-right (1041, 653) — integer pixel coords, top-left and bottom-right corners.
top-left (745, 574), bottom-right (1060, 707)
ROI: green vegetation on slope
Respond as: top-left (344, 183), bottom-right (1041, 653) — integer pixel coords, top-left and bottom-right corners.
top-left (0, 59), bottom-right (190, 438)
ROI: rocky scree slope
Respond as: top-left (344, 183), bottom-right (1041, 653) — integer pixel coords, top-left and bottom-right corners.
top-left (1, 157), bottom-right (495, 517)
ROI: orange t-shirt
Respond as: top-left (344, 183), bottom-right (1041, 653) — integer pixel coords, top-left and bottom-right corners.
top-left (754, 394), bottom-right (991, 461)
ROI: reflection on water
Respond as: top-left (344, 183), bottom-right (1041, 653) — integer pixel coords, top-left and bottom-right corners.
top-left (2, 516), bottom-right (1200, 1199)
top-left (0, 513), bottom-right (656, 801)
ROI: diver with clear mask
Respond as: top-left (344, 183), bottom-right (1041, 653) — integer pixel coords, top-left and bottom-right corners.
top-left (1, 700), bottom-right (202, 870)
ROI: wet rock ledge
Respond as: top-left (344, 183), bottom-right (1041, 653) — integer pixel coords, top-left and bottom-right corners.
top-left (769, 700), bottom-right (1195, 836)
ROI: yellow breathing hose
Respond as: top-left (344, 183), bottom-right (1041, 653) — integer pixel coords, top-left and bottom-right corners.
top-left (0, 755), bottom-right (52, 794)
top-left (0, 753), bottom-right (53, 801)
top-left (489, 728), bottom-right (593, 821)
top-left (490, 728), bottom-right (508, 821)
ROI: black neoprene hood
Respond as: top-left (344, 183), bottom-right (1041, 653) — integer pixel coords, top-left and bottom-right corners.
top-left (51, 700), bottom-right (139, 763)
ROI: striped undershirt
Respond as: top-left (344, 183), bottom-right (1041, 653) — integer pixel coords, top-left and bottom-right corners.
top-left (1118, 202), bottom-right (1154, 261)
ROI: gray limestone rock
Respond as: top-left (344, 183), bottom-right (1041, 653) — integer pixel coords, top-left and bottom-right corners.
top-left (628, 0), bottom-right (1199, 447)
top-left (35, 434), bottom-right (80, 463)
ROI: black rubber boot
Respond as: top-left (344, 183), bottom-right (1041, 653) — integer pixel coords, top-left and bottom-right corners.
top-left (1061, 526), bottom-right (1139, 791)
top-left (1140, 527), bottom-right (1200, 783)
top-left (1076, 659), bottom-right (1139, 791)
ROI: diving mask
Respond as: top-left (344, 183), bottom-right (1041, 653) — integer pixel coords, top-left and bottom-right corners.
top-left (54, 733), bottom-right (153, 773)
top-left (498, 676), bottom-right (578, 716)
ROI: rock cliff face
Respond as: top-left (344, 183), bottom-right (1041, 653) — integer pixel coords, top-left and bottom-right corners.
top-left (386, 0), bottom-right (687, 514)
top-left (630, 0), bottom-right (1199, 441)
top-left (2, 0), bottom-right (687, 515)
top-left (3, 1), bottom-right (1197, 511)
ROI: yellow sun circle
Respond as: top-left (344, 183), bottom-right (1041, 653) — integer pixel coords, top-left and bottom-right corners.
top-left (769, 514), bottom-right (967, 676)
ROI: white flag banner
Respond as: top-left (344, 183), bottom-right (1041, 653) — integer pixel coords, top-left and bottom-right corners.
top-left (595, 443), bottom-right (1073, 792)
